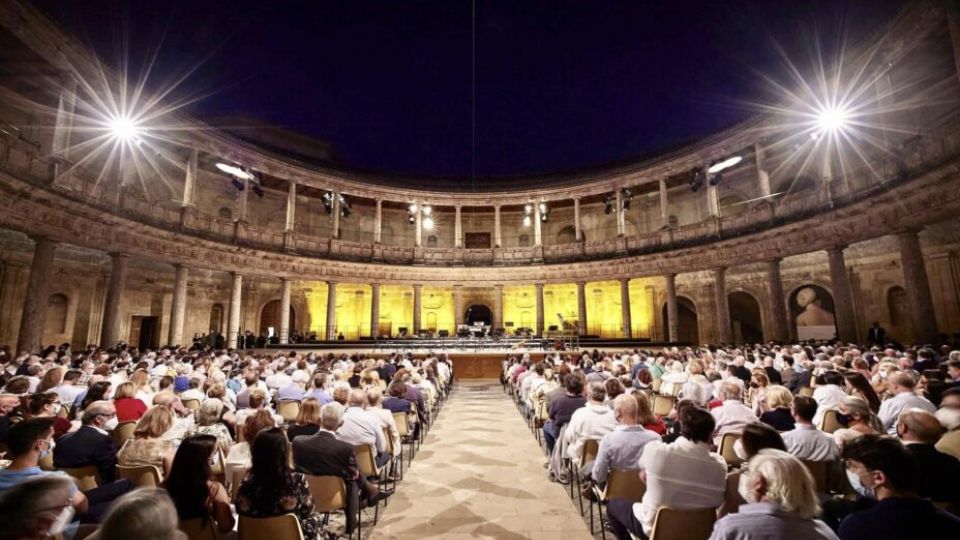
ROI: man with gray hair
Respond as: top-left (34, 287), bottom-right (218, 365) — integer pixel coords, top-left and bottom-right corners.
top-left (54, 400), bottom-right (120, 483)
top-left (278, 369), bottom-right (309, 402)
top-left (588, 394), bottom-right (661, 489)
top-left (337, 388), bottom-right (388, 467)
top-left (563, 381), bottom-right (617, 464)
top-left (878, 372), bottom-right (935, 435)
top-left (897, 409), bottom-right (960, 505)
top-left (711, 378), bottom-right (758, 446)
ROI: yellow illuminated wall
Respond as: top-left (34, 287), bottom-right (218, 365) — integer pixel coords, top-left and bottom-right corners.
top-left (543, 283), bottom-right (578, 332)
top-left (378, 285), bottom-right (414, 337)
top-left (421, 286), bottom-right (454, 334)
top-left (503, 285), bottom-right (537, 332)
top-left (586, 280), bottom-right (623, 337)
top-left (303, 282), bottom-right (329, 339)
top-left (628, 278), bottom-right (655, 339)
top-left (334, 283), bottom-right (372, 339)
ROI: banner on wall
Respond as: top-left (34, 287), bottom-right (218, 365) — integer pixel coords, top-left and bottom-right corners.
top-left (789, 284), bottom-right (837, 341)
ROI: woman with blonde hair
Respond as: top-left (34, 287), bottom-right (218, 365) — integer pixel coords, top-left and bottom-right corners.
top-left (118, 405), bottom-right (177, 473)
top-left (759, 385), bottom-right (795, 432)
top-left (128, 369), bottom-right (154, 406)
top-left (114, 381), bottom-right (147, 422)
top-left (286, 397), bottom-right (322, 440)
top-left (748, 370), bottom-right (771, 416)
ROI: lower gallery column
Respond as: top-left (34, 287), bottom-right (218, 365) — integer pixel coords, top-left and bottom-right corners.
top-left (168, 264), bottom-right (189, 347)
top-left (713, 267), bottom-right (731, 343)
top-left (279, 277), bottom-right (292, 344)
top-left (370, 283), bottom-right (380, 339)
top-left (765, 259), bottom-right (789, 343)
top-left (898, 229), bottom-right (939, 344)
top-left (620, 278), bottom-right (632, 338)
top-left (826, 247), bottom-right (858, 343)
top-left (227, 273), bottom-right (243, 349)
top-left (665, 274), bottom-right (679, 342)
top-left (100, 253), bottom-right (130, 348)
top-left (493, 284), bottom-right (504, 330)
top-left (535, 283), bottom-right (545, 336)
top-left (325, 281), bottom-right (337, 340)
top-left (453, 284), bottom-right (464, 326)
top-left (412, 284), bottom-right (422, 335)
top-left (16, 237), bottom-right (57, 355)
top-left (493, 205), bottom-right (502, 248)
top-left (576, 281), bottom-right (587, 335)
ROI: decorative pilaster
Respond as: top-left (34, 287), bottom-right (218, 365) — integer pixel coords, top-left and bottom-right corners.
top-left (15, 238), bottom-right (57, 354)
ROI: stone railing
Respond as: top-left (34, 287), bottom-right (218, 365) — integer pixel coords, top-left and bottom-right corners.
top-left (2, 113), bottom-right (960, 268)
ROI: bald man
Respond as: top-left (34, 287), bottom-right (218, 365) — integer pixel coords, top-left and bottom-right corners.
top-left (898, 410), bottom-right (960, 505)
top-left (878, 373), bottom-right (935, 436)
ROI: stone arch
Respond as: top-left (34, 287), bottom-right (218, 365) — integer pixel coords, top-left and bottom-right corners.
top-left (259, 299), bottom-right (296, 338)
top-left (465, 304), bottom-right (492, 326)
top-left (556, 225), bottom-right (580, 244)
top-left (662, 295), bottom-right (699, 344)
top-left (728, 290), bottom-right (764, 343)
top-left (218, 207), bottom-right (233, 220)
top-left (426, 234), bottom-right (438, 248)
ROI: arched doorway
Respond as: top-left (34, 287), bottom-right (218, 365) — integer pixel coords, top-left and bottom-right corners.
top-left (260, 300), bottom-right (296, 338)
top-left (662, 297), bottom-right (699, 344)
top-left (728, 291), bottom-right (763, 343)
top-left (465, 304), bottom-right (492, 326)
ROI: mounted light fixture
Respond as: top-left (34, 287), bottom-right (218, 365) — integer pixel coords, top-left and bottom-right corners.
top-left (423, 216), bottom-right (435, 230)
top-left (215, 162), bottom-right (255, 181)
top-left (522, 215), bottom-right (532, 227)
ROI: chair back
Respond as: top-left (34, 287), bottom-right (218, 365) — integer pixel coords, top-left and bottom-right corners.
top-left (798, 386), bottom-right (814, 398)
top-left (383, 427), bottom-right (395, 455)
top-left (649, 506), bottom-right (717, 540)
top-left (580, 438), bottom-right (601, 467)
top-left (229, 469), bottom-right (247, 501)
top-left (62, 466), bottom-right (101, 491)
top-left (116, 464), bottom-right (163, 488)
top-left (651, 378), bottom-right (663, 393)
top-left (179, 518), bottom-right (218, 540)
top-left (602, 469), bottom-right (646, 502)
top-left (718, 433), bottom-right (742, 467)
top-left (936, 430), bottom-right (960, 460)
top-left (112, 421), bottom-right (137, 447)
top-left (354, 444), bottom-right (379, 477)
top-left (182, 399), bottom-right (202, 413)
top-left (278, 401), bottom-right (301, 423)
top-left (305, 474), bottom-right (347, 513)
top-left (56, 405), bottom-right (70, 419)
top-left (652, 395), bottom-right (676, 417)
top-left (39, 451), bottom-right (55, 471)
top-left (392, 412), bottom-right (410, 438)
top-left (819, 409), bottom-right (842, 434)
top-left (238, 514), bottom-right (304, 540)
top-left (210, 447), bottom-right (226, 477)
top-left (801, 459), bottom-right (830, 494)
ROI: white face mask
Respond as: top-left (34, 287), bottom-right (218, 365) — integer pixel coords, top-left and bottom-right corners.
top-left (103, 416), bottom-right (119, 431)
top-left (39, 439), bottom-right (55, 459)
top-left (51, 403), bottom-right (62, 415)
top-left (47, 505), bottom-right (75, 536)
top-left (846, 469), bottom-right (875, 499)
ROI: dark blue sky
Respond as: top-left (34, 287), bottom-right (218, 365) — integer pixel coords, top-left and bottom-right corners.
top-left (37, 0), bottom-right (906, 179)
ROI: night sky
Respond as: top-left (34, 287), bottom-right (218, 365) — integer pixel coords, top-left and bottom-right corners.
top-left (36, 0), bottom-right (906, 181)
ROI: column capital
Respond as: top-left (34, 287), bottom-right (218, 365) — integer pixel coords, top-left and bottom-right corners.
top-left (453, 283), bottom-right (463, 289)
top-left (766, 257), bottom-right (783, 265)
top-left (896, 227), bottom-right (924, 238)
top-left (712, 266), bottom-right (727, 275)
top-left (412, 283), bottom-right (422, 290)
top-left (825, 245), bottom-right (848, 255)
top-left (576, 281), bottom-right (586, 287)
top-left (664, 272), bottom-right (677, 279)
top-left (619, 277), bottom-right (631, 285)
top-left (494, 283), bottom-right (504, 290)
top-left (534, 282), bottom-right (545, 290)
top-left (109, 251), bottom-right (130, 260)
top-left (326, 279), bottom-right (338, 286)
top-left (279, 276), bottom-right (290, 283)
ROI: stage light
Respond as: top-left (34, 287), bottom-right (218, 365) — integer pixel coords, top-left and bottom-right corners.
top-left (408, 214), bottom-right (415, 224)
top-left (709, 172), bottom-right (722, 186)
top-left (522, 215), bottom-right (531, 227)
top-left (408, 203), bottom-right (418, 214)
top-left (524, 204), bottom-right (532, 215)
top-left (423, 216), bottom-right (435, 230)
top-left (215, 163), bottom-right (255, 181)
top-left (538, 202), bottom-right (547, 214)
top-left (816, 106), bottom-right (850, 133)
top-left (107, 115), bottom-right (143, 143)
top-left (621, 188), bottom-right (633, 210)
top-left (707, 155), bottom-right (742, 174)
top-left (230, 177), bottom-right (245, 191)
top-left (422, 205), bottom-right (432, 216)
top-left (252, 184), bottom-right (264, 198)
top-left (690, 168), bottom-right (705, 192)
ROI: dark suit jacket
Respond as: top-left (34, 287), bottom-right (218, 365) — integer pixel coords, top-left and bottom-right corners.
top-left (53, 425), bottom-right (118, 483)
top-left (763, 366), bottom-right (783, 385)
top-left (292, 431), bottom-right (358, 482)
top-left (906, 443), bottom-right (960, 503)
top-left (867, 327), bottom-right (886, 344)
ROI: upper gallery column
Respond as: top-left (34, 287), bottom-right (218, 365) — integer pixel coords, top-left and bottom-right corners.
top-left (576, 281), bottom-right (587, 335)
top-left (412, 284), bottom-right (422, 334)
top-left (535, 283), bottom-right (545, 336)
top-left (665, 273), bottom-right (679, 342)
top-left (453, 284), bottom-right (464, 326)
top-left (100, 252), bottom-right (130, 348)
top-left (414, 202), bottom-right (423, 247)
top-left (533, 202), bottom-right (543, 246)
top-left (227, 272), bottom-right (243, 348)
top-left (493, 284), bottom-right (504, 330)
top-left (168, 264), bottom-right (189, 347)
top-left (454, 205), bottom-right (463, 248)
top-left (15, 237), bottom-right (57, 355)
top-left (181, 148), bottom-right (198, 208)
top-left (616, 189), bottom-right (625, 236)
top-left (826, 246), bottom-right (858, 343)
top-left (373, 199), bottom-right (383, 244)
top-left (235, 178), bottom-right (249, 223)
top-left (897, 229), bottom-right (939, 344)
top-left (493, 204), bottom-right (502, 248)
top-left (755, 142), bottom-right (771, 199)
top-left (325, 281), bottom-right (337, 340)
top-left (713, 267), bottom-right (731, 343)
top-left (620, 278), bottom-right (632, 338)
top-left (279, 277), bottom-right (292, 345)
top-left (370, 282), bottom-right (381, 339)
top-left (284, 181), bottom-right (297, 232)
top-left (659, 178), bottom-right (670, 229)
top-left (331, 192), bottom-right (341, 239)
top-left (50, 77), bottom-right (77, 160)
top-left (573, 197), bottom-right (582, 241)
top-left (706, 163), bottom-right (720, 218)
top-left (765, 259), bottom-right (789, 343)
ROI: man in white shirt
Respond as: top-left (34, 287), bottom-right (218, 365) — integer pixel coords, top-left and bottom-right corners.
top-left (607, 403), bottom-right (727, 539)
top-left (337, 389), bottom-right (388, 468)
top-left (811, 371), bottom-right (848, 427)
top-left (878, 372), bottom-right (936, 435)
top-left (564, 382), bottom-right (618, 463)
top-left (711, 379), bottom-right (759, 446)
top-left (781, 396), bottom-right (839, 462)
top-left (53, 370), bottom-right (86, 407)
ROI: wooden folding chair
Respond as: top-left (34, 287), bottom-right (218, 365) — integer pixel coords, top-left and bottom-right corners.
top-left (116, 464), bottom-right (163, 488)
top-left (354, 444), bottom-right (384, 523)
top-left (111, 421), bottom-right (137, 447)
top-left (589, 469), bottom-right (646, 536)
top-left (652, 395), bottom-right (676, 417)
top-left (305, 474), bottom-right (360, 540)
top-left (801, 459), bottom-right (830, 494)
top-left (798, 386), bottom-right (814, 398)
top-left (277, 400), bottom-right (301, 423)
top-left (651, 378), bottom-right (663, 394)
top-left (62, 466), bottom-right (101, 491)
top-left (648, 506), bottom-right (717, 540)
top-left (819, 409), bottom-right (842, 434)
top-left (179, 517), bottom-right (218, 540)
top-left (182, 399), bottom-right (202, 413)
top-left (392, 411), bottom-right (415, 469)
top-left (238, 514), bottom-right (304, 540)
top-left (572, 438), bottom-right (601, 516)
top-left (718, 432), bottom-right (742, 467)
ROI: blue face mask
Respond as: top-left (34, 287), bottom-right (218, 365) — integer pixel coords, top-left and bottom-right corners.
top-left (846, 469), bottom-right (875, 499)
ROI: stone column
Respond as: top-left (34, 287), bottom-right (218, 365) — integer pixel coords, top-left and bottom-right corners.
top-left (826, 247), bottom-right (858, 343)
top-left (181, 148), bottom-right (198, 208)
top-left (370, 283), bottom-right (380, 339)
top-left (331, 193), bottom-right (340, 239)
top-left (533, 203), bottom-right (542, 246)
top-left (765, 259), bottom-right (789, 343)
top-left (227, 273), bottom-right (243, 348)
top-left (616, 190), bottom-right (625, 236)
top-left (236, 179), bottom-right (249, 222)
top-left (325, 281), bottom-right (337, 340)
top-left (620, 277), bottom-right (632, 338)
top-left (535, 283), bottom-right (545, 336)
top-left (168, 264), bottom-right (189, 346)
top-left (453, 285), bottom-right (464, 326)
top-left (713, 267), bottom-right (731, 343)
top-left (898, 230), bottom-right (939, 344)
top-left (494, 205), bottom-right (502, 248)
top-left (414, 203), bottom-right (422, 247)
top-left (100, 253), bottom-right (130, 348)
top-left (755, 143), bottom-right (771, 199)
top-left (707, 171), bottom-right (720, 217)
top-left (373, 199), bottom-right (383, 244)
top-left (279, 277), bottom-right (292, 344)
top-left (665, 274), bottom-right (679, 342)
top-left (51, 79), bottom-right (77, 159)
top-left (659, 178), bottom-right (670, 228)
top-left (573, 197), bottom-right (582, 241)
top-left (412, 284), bottom-right (422, 334)
top-left (285, 181), bottom-right (297, 231)
top-left (493, 284), bottom-right (504, 329)
top-left (576, 281), bottom-right (588, 335)
top-left (949, 5), bottom-right (960, 85)
top-left (454, 205), bottom-right (463, 248)
top-left (15, 238), bottom-right (57, 355)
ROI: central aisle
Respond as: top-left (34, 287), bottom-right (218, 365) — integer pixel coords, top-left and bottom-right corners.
top-left (369, 381), bottom-right (594, 540)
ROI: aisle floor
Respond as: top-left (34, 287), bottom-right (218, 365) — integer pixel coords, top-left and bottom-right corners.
top-left (368, 380), bottom-right (593, 540)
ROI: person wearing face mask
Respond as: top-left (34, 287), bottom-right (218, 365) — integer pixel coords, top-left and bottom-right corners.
top-left (54, 400), bottom-right (121, 483)
top-left (838, 434), bottom-right (960, 540)
top-left (831, 397), bottom-right (881, 450)
top-left (709, 449), bottom-right (838, 539)
top-left (0, 475), bottom-right (77, 540)
top-left (896, 409), bottom-right (960, 507)
top-left (23, 392), bottom-right (72, 439)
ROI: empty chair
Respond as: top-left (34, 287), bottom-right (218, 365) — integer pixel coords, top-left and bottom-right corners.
top-left (238, 514), bottom-right (304, 540)
top-left (718, 433), bottom-right (742, 467)
top-left (648, 506), bottom-right (717, 540)
top-left (179, 517), bottom-right (219, 540)
top-left (305, 474), bottom-right (360, 540)
top-left (277, 401), bottom-right (301, 423)
top-left (819, 409), bottom-right (842, 434)
top-left (589, 469), bottom-right (646, 535)
top-left (116, 464), bottom-right (163, 488)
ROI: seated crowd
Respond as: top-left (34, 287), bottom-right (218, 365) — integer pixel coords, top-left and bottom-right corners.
top-left (504, 341), bottom-right (960, 539)
top-left (0, 345), bottom-right (452, 539)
